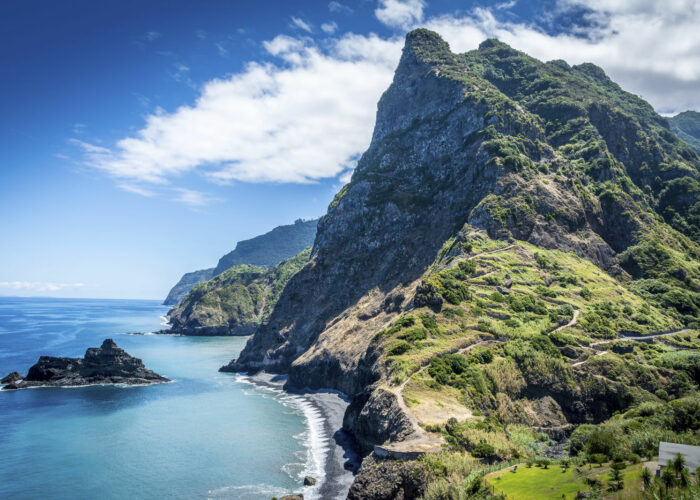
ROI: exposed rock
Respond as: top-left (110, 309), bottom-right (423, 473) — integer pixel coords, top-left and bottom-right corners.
top-left (343, 388), bottom-right (416, 453)
top-left (162, 268), bottom-right (215, 306)
top-left (1, 371), bottom-right (23, 384)
top-left (2, 339), bottom-right (168, 390)
top-left (302, 476), bottom-right (316, 486)
top-left (347, 455), bottom-right (428, 500)
top-left (279, 495), bottom-right (304, 500)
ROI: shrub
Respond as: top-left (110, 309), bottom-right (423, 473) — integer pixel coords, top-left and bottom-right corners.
top-left (535, 285), bottom-right (557, 298)
top-left (399, 327), bottom-right (428, 342)
top-left (586, 429), bottom-right (617, 458)
top-left (419, 313), bottom-right (439, 334)
top-left (458, 259), bottom-right (476, 275)
top-left (580, 287), bottom-right (593, 300)
top-left (388, 341), bottom-right (411, 356)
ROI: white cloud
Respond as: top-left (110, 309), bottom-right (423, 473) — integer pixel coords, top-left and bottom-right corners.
top-left (375, 0), bottom-right (425, 29)
top-left (76, 1), bottom-right (700, 197)
top-left (423, 1), bottom-right (700, 112)
top-left (321, 21), bottom-right (338, 34)
top-left (145, 31), bottom-right (161, 42)
top-left (75, 33), bottom-right (400, 186)
top-left (0, 281), bottom-right (85, 293)
top-left (291, 17), bottom-right (313, 33)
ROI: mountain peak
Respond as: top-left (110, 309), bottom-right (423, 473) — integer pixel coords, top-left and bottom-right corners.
top-left (402, 28), bottom-right (453, 66)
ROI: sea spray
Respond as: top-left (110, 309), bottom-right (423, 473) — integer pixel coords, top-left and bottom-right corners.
top-left (234, 373), bottom-right (328, 499)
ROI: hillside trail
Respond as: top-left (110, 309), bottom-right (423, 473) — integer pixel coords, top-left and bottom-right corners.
top-left (553, 308), bottom-right (580, 333)
top-left (383, 339), bottom-right (499, 454)
top-left (571, 328), bottom-right (691, 367)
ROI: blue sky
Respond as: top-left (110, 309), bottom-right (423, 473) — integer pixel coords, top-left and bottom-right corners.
top-left (1, 0), bottom-right (699, 299)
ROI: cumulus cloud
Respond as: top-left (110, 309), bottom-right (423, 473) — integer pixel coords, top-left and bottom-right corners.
top-left (423, 1), bottom-right (700, 112)
top-left (375, 0), bottom-right (425, 29)
top-left (0, 281), bottom-right (85, 292)
top-left (76, 0), bottom-right (700, 197)
top-left (75, 33), bottom-right (400, 186)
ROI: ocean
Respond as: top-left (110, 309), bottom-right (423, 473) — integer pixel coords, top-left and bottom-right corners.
top-left (0, 297), bottom-right (332, 499)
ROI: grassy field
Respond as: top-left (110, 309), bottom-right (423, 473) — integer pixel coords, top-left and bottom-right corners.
top-left (486, 462), bottom-right (643, 500)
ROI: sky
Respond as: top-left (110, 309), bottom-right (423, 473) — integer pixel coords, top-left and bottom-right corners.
top-left (1, 0), bottom-right (699, 300)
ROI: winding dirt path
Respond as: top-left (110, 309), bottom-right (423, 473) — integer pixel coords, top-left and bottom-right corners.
top-left (553, 308), bottom-right (580, 333)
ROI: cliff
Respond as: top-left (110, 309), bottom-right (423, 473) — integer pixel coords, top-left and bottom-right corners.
top-left (167, 249), bottom-right (310, 336)
top-left (220, 30), bottom-right (699, 496)
top-left (213, 218), bottom-right (318, 274)
top-left (162, 219), bottom-right (318, 306)
top-left (2, 339), bottom-right (168, 389)
top-left (162, 268), bottom-right (215, 306)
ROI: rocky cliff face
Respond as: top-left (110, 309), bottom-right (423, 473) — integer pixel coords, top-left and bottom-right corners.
top-left (163, 268), bottom-right (215, 306)
top-left (213, 219), bottom-right (318, 274)
top-left (2, 339), bottom-right (168, 389)
top-left (225, 29), bottom-right (699, 456)
top-left (162, 219), bottom-right (318, 306)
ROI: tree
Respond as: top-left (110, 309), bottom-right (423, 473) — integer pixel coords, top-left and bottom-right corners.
top-left (673, 453), bottom-right (686, 477)
top-left (609, 460), bottom-right (625, 491)
top-left (641, 466), bottom-right (652, 491)
top-left (661, 463), bottom-right (676, 492)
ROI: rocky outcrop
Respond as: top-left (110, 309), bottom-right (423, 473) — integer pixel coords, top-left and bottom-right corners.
top-left (346, 455), bottom-right (429, 500)
top-left (1, 372), bottom-right (23, 384)
top-left (343, 388), bottom-right (415, 453)
top-left (2, 339), bottom-right (168, 390)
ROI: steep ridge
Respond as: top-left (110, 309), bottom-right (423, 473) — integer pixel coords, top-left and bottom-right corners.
top-left (670, 110), bottom-right (700, 156)
top-left (213, 218), bottom-right (318, 274)
top-left (223, 29), bottom-right (700, 471)
top-left (162, 219), bottom-right (318, 306)
top-left (166, 249), bottom-right (310, 336)
top-left (162, 268), bottom-right (214, 306)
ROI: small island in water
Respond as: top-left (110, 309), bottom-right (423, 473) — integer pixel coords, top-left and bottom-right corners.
top-left (1, 338), bottom-right (169, 390)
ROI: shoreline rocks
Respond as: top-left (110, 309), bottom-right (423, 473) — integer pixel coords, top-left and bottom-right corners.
top-left (2, 339), bottom-right (169, 390)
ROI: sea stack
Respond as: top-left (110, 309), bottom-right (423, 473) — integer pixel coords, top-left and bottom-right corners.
top-left (2, 338), bottom-right (169, 390)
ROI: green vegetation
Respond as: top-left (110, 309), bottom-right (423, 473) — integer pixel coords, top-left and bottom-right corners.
top-left (167, 248), bottom-right (311, 332)
top-left (670, 111), bottom-right (700, 156)
top-left (213, 218), bottom-right (317, 274)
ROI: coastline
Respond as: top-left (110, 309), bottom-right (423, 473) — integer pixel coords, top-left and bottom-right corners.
top-left (239, 372), bottom-right (360, 499)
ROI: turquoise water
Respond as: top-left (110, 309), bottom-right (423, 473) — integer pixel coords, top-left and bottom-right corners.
top-left (0, 297), bottom-right (319, 499)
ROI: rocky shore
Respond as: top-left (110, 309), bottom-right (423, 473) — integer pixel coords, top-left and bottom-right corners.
top-left (2, 338), bottom-right (169, 390)
top-left (240, 373), bottom-right (361, 499)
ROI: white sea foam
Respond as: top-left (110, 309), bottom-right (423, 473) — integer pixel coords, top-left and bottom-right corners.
top-left (234, 374), bottom-right (328, 500)
top-left (159, 315), bottom-right (169, 327)
top-left (207, 482), bottom-right (287, 499)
